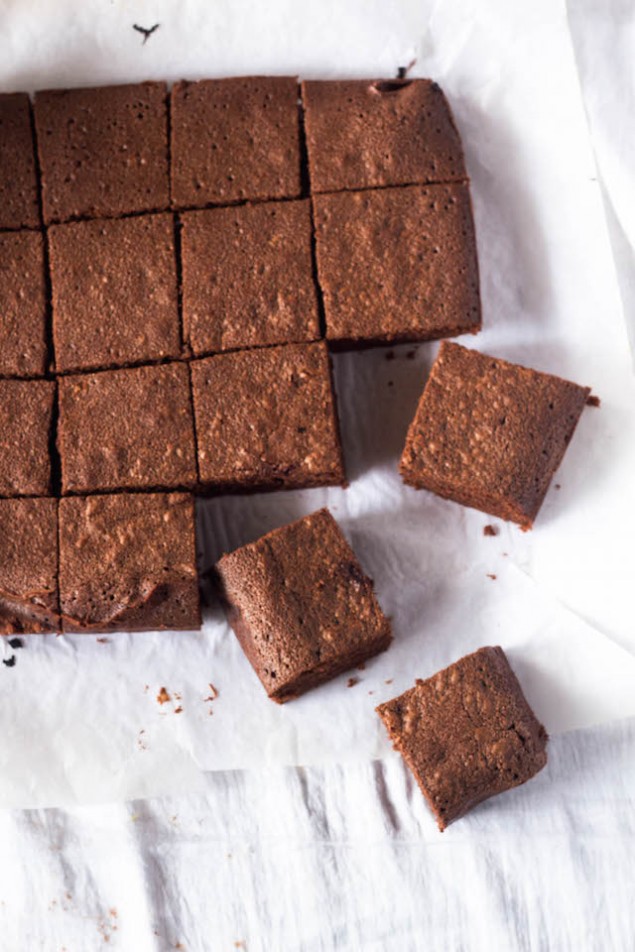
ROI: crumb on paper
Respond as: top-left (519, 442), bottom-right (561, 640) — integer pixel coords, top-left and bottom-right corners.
top-left (204, 682), bottom-right (219, 702)
top-left (8, 637), bottom-right (23, 649)
top-left (368, 690), bottom-right (375, 695)
top-left (234, 942), bottom-right (246, 950)
top-left (554, 483), bottom-right (561, 491)
top-left (486, 573), bottom-right (497, 580)
top-left (137, 730), bottom-right (147, 751)
top-left (347, 676), bottom-right (360, 688)
top-left (96, 637), bottom-right (110, 644)
top-left (174, 706), bottom-right (183, 714)
top-left (156, 686), bottom-right (171, 705)
top-left (173, 691), bottom-right (182, 701)
top-left (483, 524), bottom-right (499, 537)
top-left (2, 656), bottom-right (16, 668)
top-left (357, 661), bottom-right (367, 671)
top-left (143, 684), bottom-right (149, 693)
top-left (586, 394), bottom-right (601, 408)
top-left (385, 678), bottom-right (393, 685)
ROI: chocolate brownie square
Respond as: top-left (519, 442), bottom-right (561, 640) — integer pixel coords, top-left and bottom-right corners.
top-left (58, 363), bottom-right (196, 494)
top-left (59, 492), bottom-right (200, 632)
top-left (0, 379), bottom-right (54, 496)
top-left (190, 341), bottom-right (345, 492)
top-left (49, 213), bottom-right (180, 373)
top-left (171, 76), bottom-right (301, 208)
top-left (302, 78), bottom-right (466, 193)
top-left (0, 498), bottom-right (59, 634)
top-left (400, 343), bottom-right (590, 529)
top-left (215, 508), bottom-right (392, 702)
top-left (377, 647), bottom-right (548, 830)
top-left (313, 184), bottom-right (481, 347)
top-left (0, 231), bottom-right (48, 377)
top-left (34, 82), bottom-right (169, 223)
top-left (0, 93), bottom-right (40, 230)
top-left (181, 199), bottom-right (320, 356)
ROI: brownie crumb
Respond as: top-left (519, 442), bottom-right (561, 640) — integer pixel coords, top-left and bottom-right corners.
top-left (483, 525), bottom-right (499, 537)
top-left (586, 394), bottom-right (601, 408)
top-left (357, 661), bottom-right (367, 671)
top-left (347, 676), bottom-right (360, 688)
top-left (486, 573), bottom-right (497, 580)
top-left (554, 484), bottom-right (561, 491)
top-left (174, 706), bottom-right (183, 714)
top-left (3, 656), bottom-right (16, 667)
top-left (133, 23), bottom-right (160, 44)
top-left (156, 686), bottom-right (171, 705)
top-left (385, 351), bottom-right (396, 361)
top-left (385, 678), bottom-right (393, 685)
top-left (406, 349), bottom-right (417, 360)
top-left (96, 637), bottom-right (110, 644)
top-left (204, 682), bottom-right (219, 702)
top-left (8, 638), bottom-right (24, 650)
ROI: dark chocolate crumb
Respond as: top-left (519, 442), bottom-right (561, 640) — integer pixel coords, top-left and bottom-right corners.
top-left (486, 573), bottom-right (497, 581)
top-left (554, 484), bottom-right (561, 491)
top-left (133, 22), bottom-right (160, 44)
top-left (586, 394), bottom-right (601, 408)
top-left (385, 350), bottom-right (395, 361)
top-left (357, 661), bottom-right (367, 671)
top-left (483, 525), bottom-right (499, 537)
top-left (406, 349), bottom-right (417, 360)
top-left (3, 656), bottom-right (16, 667)
top-left (396, 59), bottom-right (417, 79)
top-left (8, 637), bottom-right (24, 650)
top-left (347, 676), bottom-right (360, 688)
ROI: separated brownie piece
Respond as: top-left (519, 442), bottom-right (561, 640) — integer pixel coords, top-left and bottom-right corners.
top-left (0, 379), bottom-right (54, 496)
top-left (0, 498), bottom-right (59, 634)
top-left (190, 341), bottom-right (345, 492)
top-left (377, 646), bottom-right (548, 830)
top-left (49, 213), bottom-right (180, 373)
top-left (34, 82), bottom-right (169, 223)
top-left (302, 78), bottom-right (466, 194)
top-left (58, 363), bottom-right (196, 494)
top-left (216, 508), bottom-right (392, 702)
top-left (59, 493), bottom-right (200, 632)
top-left (0, 231), bottom-right (48, 377)
top-left (400, 342), bottom-right (590, 529)
top-left (0, 93), bottom-right (40, 230)
top-left (313, 184), bottom-right (481, 347)
top-left (171, 76), bottom-right (301, 207)
top-left (181, 199), bottom-right (320, 356)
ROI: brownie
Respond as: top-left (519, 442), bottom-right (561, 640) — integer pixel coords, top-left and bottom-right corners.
top-left (0, 498), bottom-right (59, 634)
top-left (181, 199), bottom-right (320, 356)
top-left (313, 184), bottom-right (481, 347)
top-left (190, 341), bottom-right (345, 492)
top-left (0, 379), bottom-right (54, 496)
top-left (400, 342), bottom-right (590, 529)
top-left (49, 213), bottom-right (180, 373)
top-left (58, 363), bottom-right (196, 494)
top-left (302, 78), bottom-right (466, 194)
top-left (171, 76), bottom-right (301, 208)
top-left (0, 93), bottom-right (40, 230)
top-left (59, 493), bottom-right (200, 632)
top-left (34, 82), bottom-right (169, 223)
top-left (377, 646), bottom-right (548, 830)
top-left (215, 508), bottom-right (392, 702)
top-left (0, 231), bottom-right (48, 377)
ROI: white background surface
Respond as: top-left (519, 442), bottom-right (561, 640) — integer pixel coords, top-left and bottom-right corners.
top-left (1, 0), bottom-right (634, 948)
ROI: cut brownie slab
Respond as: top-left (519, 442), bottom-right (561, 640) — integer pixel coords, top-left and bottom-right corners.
top-left (59, 493), bottom-right (200, 632)
top-left (190, 341), bottom-right (345, 493)
top-left (0, 498), bottom-right (59, 634)
top-left (0, 379), bottom-right (54, 496)
top-left (171, 76), bottom-right (301, 208)
top-left (50, 213), bottom-right (180, 373)
top-left (181, 199), bottom-right (320, 356)
top-left (400, 342), bottom-right (590, 529)
top-left (215, 508), bottom-right (392, 702)
top-left (0, 231), bottom-right (47, 377)
top-left (0, 93), bottom-right (40, 230)
top-left (377, 647), bottom-right (548, 830)
top-left (302, 78), bottom-right (466, 194)
top-left (34, 82), bottom-right (169, 223)
top-left (58, 363), bottom-right (196, 494)
top-left (313, 184), bottom-right (481, 347)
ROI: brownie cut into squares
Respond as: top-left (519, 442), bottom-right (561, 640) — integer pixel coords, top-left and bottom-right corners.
top-left (0, 379), bottom-right (54, 496)
top-left (302, 78), bottom-right (466, 194)
top-left (58, 363), bottom-right (196, 494)
top-left (215, 508), bottom-right (392, 703)
top-left (313, 183), bottom-right (481, 347)
top-left (181, 199), bottom-right (320, 356)
top-left (171, 76), bottom-right (301, 208)
top-left (400, 342), bottom-right (590, 529)
top-left (34, 82), bottom-right (169, 223)
top-left (49, 213), bottom-right (180, 373)
top-left (0, 231), bottom-right (48, 377)
top-left (377, 646), bottom-right (548, 830)
top-left (0, 498), bottom-right (59, 634)
top-left (59, 492), bottom-right (200, 632)
top-left (190, 341), bottom-right (345, 493)
top-left (0, 93), bottom-right (40, 230)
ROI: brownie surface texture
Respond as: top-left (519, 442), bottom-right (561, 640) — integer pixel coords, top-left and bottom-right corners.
top-left (215, 508), bottom-right (392, 702)
top-left (0, 379), bottom-right (54, 496)
top-left (400, 342), bottom-right (590, 528)
top-left (0, 231), bottom-right (48, 377)
top-left (377, 646), bottom-right (548, 829)
top-left (181, 199), bottom-right (320, 355)
top-left (0, 498), bottom-right (59, 634)
top-left (59, 492), bottom-right (200, 632)
top-left (0, 93), bottom-right (40, 230)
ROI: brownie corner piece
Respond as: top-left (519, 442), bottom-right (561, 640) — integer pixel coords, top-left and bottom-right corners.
top-left (171, 76), bottom-right (301, 208)
top-left (0, 92), bottom-right (40, 230)
top-left (302, 77), bottom-right (466, 193)
top-left (400, 342), bottom-right (590, 528)
top-left (0, 378), bottom-right (54, 496)
top-left (191, 341), bottom-right (345, 493)
top-left (215, 507), bottom-right (392, 702)
top-left (377, 646), bottom-right (548, 830)
top-left (34, 81), bottom-right (169, 223)
top-left (0, 497), bottom-right (59, 634)
top-left (59, 492), bottom-right (200, 633)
